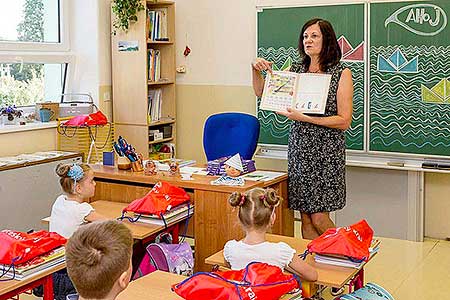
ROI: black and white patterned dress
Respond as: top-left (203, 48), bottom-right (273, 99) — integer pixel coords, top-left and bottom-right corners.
top-left (287, 62), bottom-right (346, 214)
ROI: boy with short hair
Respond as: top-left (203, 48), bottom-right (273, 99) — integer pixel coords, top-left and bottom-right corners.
top-left (65, 220), bottom-right (133, 300)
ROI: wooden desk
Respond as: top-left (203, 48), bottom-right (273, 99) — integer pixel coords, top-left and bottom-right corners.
top-left (205, 234), bottom-right (373, 290)
top-left (90, 165), bottom-right (293, 272)
top-left (0, 262), bottom-right (65, 300)
top-left (116, 270), bottom-right (184, 300)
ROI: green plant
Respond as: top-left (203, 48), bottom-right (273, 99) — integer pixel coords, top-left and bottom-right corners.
top-left (111, 0), bottom-right (146, 35)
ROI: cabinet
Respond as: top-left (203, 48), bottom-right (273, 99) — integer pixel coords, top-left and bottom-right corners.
top-left (111, 0), bottom-right (176, 156)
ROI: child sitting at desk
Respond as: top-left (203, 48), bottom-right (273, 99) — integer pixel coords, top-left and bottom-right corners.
top-left (34, 163), bottom-right (106, 300)
top-left (65, 220), bottom-right (134, 300)
top-left (224, 187), bottom-right (318, 282)
top-left (50, 163), bottom-right (105, 238)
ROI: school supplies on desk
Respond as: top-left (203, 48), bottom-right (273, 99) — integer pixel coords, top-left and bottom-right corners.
top-left (260, 70), bottom-right (331, 114)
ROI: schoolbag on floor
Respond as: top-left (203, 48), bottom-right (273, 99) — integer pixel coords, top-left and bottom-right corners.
top-left (337, 282), bottom-right (394, 300)
top-left (133, 241), bottom-right (194, 280)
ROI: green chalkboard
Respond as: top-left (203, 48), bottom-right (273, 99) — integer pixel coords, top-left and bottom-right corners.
top-left (369, 0), bottom-right (450, 156)
top-left (257, 4), bottom-right (365, 150)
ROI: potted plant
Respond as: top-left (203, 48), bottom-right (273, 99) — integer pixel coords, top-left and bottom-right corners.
top-left (0, 105), bottom-right (23, 125)
top-left (111, 0), bottom-right (146, 35)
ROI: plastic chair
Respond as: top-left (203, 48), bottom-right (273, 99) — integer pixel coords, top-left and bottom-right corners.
top-left (203, 112), bottom-right (260, 161)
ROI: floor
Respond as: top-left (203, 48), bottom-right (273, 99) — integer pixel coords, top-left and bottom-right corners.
top-left (19, 224), bottom-right (450, 300)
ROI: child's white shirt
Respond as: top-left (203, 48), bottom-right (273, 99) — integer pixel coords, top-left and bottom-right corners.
top-left (49, 194), bottom-right (94, 238)
top-left (224, 239), bottom-right (296, 270)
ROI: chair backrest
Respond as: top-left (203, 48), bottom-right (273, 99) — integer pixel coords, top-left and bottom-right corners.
top-left (203, 112), bottom-right (260, 161)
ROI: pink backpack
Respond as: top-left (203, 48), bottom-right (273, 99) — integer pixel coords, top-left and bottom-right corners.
top-left (133, 241), bottom-right (194, 280)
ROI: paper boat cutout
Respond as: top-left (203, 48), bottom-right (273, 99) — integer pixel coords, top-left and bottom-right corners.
top-left (337, 36), bottom-right (364, 62)
top-left (377, 49), bottom-right (418, 73)
top-left (272, 57), bottom-right (292, 71)
top-left (421, 78), bottom-right (450, 104)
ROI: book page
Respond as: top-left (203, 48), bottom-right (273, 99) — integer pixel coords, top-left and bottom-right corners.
top-left (260, 71), bottom-right (298, 112)
top-left (294, 73), bottom-right (332, 114)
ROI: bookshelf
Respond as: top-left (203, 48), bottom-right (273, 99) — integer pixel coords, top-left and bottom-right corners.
top-left (111, 0), bottom-right (176, 157)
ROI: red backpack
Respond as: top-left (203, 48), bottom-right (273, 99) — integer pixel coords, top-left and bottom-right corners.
top-left (0, 230), bottom-right (66, 265)
top-left (172, 262), bottom-right (300, 300)
top-left (307, 219), bottom-right (374, 261)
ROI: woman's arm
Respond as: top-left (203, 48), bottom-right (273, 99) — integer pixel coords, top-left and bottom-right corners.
top-left (286, 254), bottom-right (318, 282)
top-left (251, 58), bottom-right (273, 97)
top-left (278, 68), bottom-right (354, 130)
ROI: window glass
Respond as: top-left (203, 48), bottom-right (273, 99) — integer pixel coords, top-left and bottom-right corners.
top-left (0, 0), bottom-right (60, 44)
top-left (0, 62), bottom-right (66, 106)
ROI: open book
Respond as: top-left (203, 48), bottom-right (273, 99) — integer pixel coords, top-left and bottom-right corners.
top-left (260, 70), bottom-right (331, 114)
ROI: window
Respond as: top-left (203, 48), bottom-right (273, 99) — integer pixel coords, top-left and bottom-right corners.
top-left (0, 61), bottom-right (68, 107)
top-left (0, 0), bottom-right (69, 51)
top-left (0, 0), bottom-right (71, 111)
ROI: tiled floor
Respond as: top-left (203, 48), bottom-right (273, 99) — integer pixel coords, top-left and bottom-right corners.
top-left (17, 227), bottom-right (450, 300)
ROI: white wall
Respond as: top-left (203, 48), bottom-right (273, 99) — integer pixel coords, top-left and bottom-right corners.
top-left (67, 0), bottom-right (112, 119)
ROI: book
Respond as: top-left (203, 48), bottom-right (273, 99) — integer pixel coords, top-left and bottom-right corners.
top-left (135, 203), bottom-right (194, 226)
top-left (241, 170), bottom-right (286, 182)
top-left (0, 247), bottom-right (65, 280)
top-left (313, 239), bottom-right (381, 268)
top-left (260, 70), bottom-right (331, 114)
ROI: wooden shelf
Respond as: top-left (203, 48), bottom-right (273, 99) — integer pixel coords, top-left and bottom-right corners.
top-left (147, 40), bottom-right (173, 44)
top-left (112, 0), bottom-right (176, 156)
top-left (149, 137), bottom-right (173, 145)
top-left (148, 119), bottom-right (175, 126)
top-left (148, 80), bottom-right (174, 86)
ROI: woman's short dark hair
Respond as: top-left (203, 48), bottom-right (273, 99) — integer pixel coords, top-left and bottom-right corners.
top-left (298, 18), bottom-right (341, 70)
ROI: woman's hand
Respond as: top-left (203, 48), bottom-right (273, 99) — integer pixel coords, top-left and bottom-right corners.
top-left (277, 107), bottom-right (307, 122)
top-left (252, 57), bottom-right (273, 74)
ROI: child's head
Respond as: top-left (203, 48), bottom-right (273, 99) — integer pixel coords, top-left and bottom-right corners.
top-left (66, 220), bottom-right (133, 299)
top-left (56, 163), bottom-right (95, 198)
top-left (229, 187), bottom-right (281, 231)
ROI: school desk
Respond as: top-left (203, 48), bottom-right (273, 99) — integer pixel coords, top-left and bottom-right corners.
top-left (89, 164), bottom-right (294, 272)
top-left (205, 233), bottom-right (377, 294)
top-left (116, 270), bottom-right (184, 300)
top-left (0, 260), bottom-right (65, 300)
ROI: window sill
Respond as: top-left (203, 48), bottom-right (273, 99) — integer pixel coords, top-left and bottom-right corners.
top-left (0, 121), bottom-right (57, 134)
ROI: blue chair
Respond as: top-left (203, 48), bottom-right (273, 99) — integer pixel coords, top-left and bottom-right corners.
top-left (203, 112), bottom-right (260, 161)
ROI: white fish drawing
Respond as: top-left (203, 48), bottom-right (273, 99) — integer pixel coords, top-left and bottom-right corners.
top-left (384, 3), bottom-right (447, 36)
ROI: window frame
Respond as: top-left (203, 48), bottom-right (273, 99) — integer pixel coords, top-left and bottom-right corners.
top-left (0, 0), bottom-right (70, 52)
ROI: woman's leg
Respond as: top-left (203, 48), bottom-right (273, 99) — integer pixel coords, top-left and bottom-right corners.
top-left (310, 212), bottom-right (335, 235)
top-left (300, 212), bottom-right (320, 239)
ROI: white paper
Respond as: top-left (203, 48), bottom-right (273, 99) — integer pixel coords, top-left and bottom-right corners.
top-left (294, 73), bottom-right (331, 114)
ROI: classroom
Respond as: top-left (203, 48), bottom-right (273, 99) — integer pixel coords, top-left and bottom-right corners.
top-left (1, 0), bottom-right (450, 299)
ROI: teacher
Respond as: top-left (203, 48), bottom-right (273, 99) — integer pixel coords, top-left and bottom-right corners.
top-left (251, 18), bottom-right (353, 239)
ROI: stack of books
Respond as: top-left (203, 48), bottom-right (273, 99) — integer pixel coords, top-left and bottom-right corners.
top-left (135, 203), bottom-right (194, 226)
top-left (0, 247), bottom-right (65, 280)
top-left (313, 239), bottom-right (380, 268)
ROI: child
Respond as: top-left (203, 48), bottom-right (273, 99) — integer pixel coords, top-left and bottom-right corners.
top-left (224, 188), bottom-right (318, 282)
top-left (34, 163), bottom-right (105, 300)
top-left (50, 163), bottom-right (105, 238)
top-left (66, 220), bottom-right (134, 300)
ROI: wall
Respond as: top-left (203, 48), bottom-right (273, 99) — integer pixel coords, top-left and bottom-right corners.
top-left (0, 128), bottom-right (56, 157)
top-left (174, 0), bottom-right (450, 238)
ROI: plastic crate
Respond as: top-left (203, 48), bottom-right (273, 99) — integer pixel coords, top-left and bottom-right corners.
top-left (57, 117), bottom-right (114, 163)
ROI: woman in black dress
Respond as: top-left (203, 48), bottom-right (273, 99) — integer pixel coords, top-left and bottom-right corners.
top-left (252, 18), bottom-right (353, 239)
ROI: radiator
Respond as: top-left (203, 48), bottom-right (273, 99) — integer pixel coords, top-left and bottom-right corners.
top-left (0, 152), bottom-right (82, 232)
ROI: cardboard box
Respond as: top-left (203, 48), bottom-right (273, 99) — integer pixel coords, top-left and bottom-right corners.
top-left (35, 102), bottom-right (59, 121)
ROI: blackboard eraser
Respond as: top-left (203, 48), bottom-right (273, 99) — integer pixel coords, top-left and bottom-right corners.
top-left (437, 164), bottom-right (450, 170)
top-left (422, 162), bottom-right (438, 169)
top-left (387, 161), bottom-right (404, 167)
